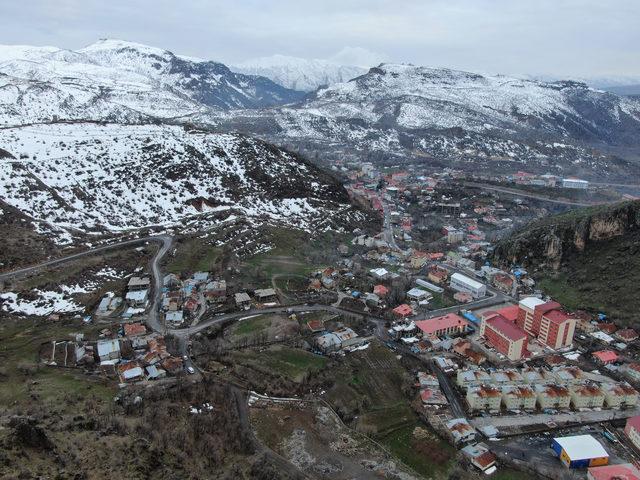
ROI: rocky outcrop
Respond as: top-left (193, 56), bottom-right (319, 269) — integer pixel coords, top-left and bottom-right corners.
top-left (493, 200), bottom-right (640, 270)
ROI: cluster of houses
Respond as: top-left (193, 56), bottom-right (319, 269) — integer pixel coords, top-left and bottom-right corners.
top-left (456, 365), bottom-right (638, 413)
top-left (162, 271), bottom-right (227, 326)
top-left (95, 275), bottom-right (150, 318)
top-left (71, 323), bottom-right (185, 383)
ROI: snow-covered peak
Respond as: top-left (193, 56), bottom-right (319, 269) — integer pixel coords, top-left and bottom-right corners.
top-left (79, 38), bottom-right (170, 57)
top-left (231, 54), bottom-right (367, 91)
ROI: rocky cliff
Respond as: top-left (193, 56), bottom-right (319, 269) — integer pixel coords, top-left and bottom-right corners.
top-left (493, 200), bottom-right (640, 270)
top-left (493, 200), bottom-right (640, 324)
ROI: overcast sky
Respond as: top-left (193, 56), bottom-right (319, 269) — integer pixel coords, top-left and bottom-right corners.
top-left (0, 0), bottom-right (638, 78)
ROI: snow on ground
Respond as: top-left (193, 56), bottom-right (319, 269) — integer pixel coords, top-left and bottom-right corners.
top-left (0, 290), bottom-right (83, 316)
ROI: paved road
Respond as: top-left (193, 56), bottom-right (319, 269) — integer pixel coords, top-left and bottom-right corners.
top-left (0, 234), bottom-right (173, 284)
top-left (462, 182), bottom-right (598, 207)
top-left (147, 235), bottom-right (174, 334)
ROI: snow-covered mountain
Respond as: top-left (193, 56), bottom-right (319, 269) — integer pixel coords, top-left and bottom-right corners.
top-left (0, 39), bottom-right (304, 125)
top-left (231, 54), bottom-right (367, 91)
top-left (0, 122), bottom-right (366, 244)
top-left (224, 64), bottom-right (640, 178)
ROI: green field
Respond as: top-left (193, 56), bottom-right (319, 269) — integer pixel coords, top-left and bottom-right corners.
top-left (232, 315), bottom-right (272, 336)
top-left (165, 237), bottom-right (221, 274)
top-left (232, 346), bottom-right (328, 383)
top-left (0, 320), bottom-right (115, 408)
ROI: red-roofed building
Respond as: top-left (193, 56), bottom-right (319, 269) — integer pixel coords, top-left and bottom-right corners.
top-left (517, 298), bottom-right (577, 349)
top-left (480, 313), bottom-right (528, 361)
top-left (427, 252), bottom-right (445, 261)
top-left (428, 265), bottom-right (449, 284)
top-left (616, 328), bottom-right (639, 342)
top-left (124, 323), bottom-right (147, 337)
top-left (492, 273), bottom-right (514, 293)
top-left (416, 313), bottom-right (469, 338)
top-left (374, 284), bottom-right (389, 297)
top-left (495, 304), bottom-right (520, 323)
top-left (393, 304), bottom-right (414, 318)
top-left (593, 350), bottom-right (618, 365)
top-left (625, 416), bottom-right (640, 451)
top-left (597, 322), bottom-right (617, 334)
top-left (588, 463), bottom-right (640, 480)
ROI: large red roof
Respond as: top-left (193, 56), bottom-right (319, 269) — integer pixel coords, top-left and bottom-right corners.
top-left (627, 415), bottom-right (640, 432)
top-left (535, 301), bottom-right (562, 316)
top-left (416, 313), bottom-right (468, 336)
top-left (486, 315), bottom-right (527, 341)
top-left (544, 308), bottom-right (571, 324)
top-left (588, 463), bottom-right (640, 480)
top-left (495, 304), bottom-right (519, 322)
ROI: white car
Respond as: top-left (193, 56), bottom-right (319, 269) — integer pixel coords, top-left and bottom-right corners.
top-left (187, 366), bottom-right (195, 374)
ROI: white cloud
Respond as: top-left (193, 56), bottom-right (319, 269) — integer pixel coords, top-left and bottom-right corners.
top-left (327, 47), bottom-right (388, 68)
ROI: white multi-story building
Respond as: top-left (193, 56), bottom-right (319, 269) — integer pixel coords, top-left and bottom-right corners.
top-left (450, 273), bottom-right (486, 299)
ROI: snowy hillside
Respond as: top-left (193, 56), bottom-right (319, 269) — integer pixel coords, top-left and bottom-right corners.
top-left (0, 123), bottom-right (365, 241)
top-left (220, 64), bottom-right (640, 178)
top-left (231, 54), bottom-right (367, 91)
top-left (0, 39), bottom-right (304, 125)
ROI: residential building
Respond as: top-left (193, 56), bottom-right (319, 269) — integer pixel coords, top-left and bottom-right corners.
top-left (428, 266), bottom-right (448, 285)
top-left (570, 384), bottom-right (605, 409)
top-left (165, 311), bottom-right (184, 326)
top-left (552, 435), bottom-right (608, 468)
top-left (450, 273), bottom-right (486, 299)
top-left (521, 367), bottom-right (544, 384)
top-left (393, 304), bottom-right (414, 318)
top-left (127, 276), bottom-right (150, 291)
top-left (467, 385), bottom-right (502, 411)
top-left (535, 384), bottom-right (571, 410)
top-left (616, 328), bottom-right (639, 342)
top-left (125, 289), bottom-right (148, 307)
top-left (461, 443), bottom-right (497, 472)
top-left (204, 280), bottom-right (226, 300)
top-left (490, 369), bottom-right (524, 385)
top-left (492, 273), bottom-right (514, 293)
top-left (551, 366), bottom-right (585, 384)
top-left (447, 230), bottom-right (464, 244)
top-left (254, 288), bottom-right (277, 302)
top-left (420, 388), bottom-right (447, 405)
top-left (502, 385), bottom-right (536, 411)
top-left (562, 178), bottom-right (589, 189)
top-left (96, 339), bottom-right (120, 362)
top-left (588, 464), bottom-right (640, 480)
top-left (123, 323), bottom-right (146, 337)
top-left (373, 284), bottom-right (389, 297)
top-left (457, 369), bottom-right (491, 387)
top-left (592, 350), bottom-right (618, 365)
top-left (416, 278), bottom-right (444, 293)
top-left (446, 418), bottom-right (476, 444)
top-left (480, 313), bottom-right (528, 361)
top-left (603, 383), bottom-right (638, 408)
top-left (406, 288), bottom-right (431, 302)
top-left (517, 298), bottom-right (577, 349)
top-left (625, 416), bottom-right (640, 450)
top-left (416, 313), bottom-right (469, 338)
top-left (234, 292), bottom-right (251, 309)
top-left (625, 363), bottom-right (640, 382)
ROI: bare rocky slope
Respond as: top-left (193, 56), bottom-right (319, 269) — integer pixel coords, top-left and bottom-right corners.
top-left (492, 200), bottom-right (640, 324)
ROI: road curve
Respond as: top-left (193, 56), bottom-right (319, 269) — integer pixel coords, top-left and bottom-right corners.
top-left (0, 234), bottom-right (174, 284)
top-left (147, 235), bottom-right (174, 334)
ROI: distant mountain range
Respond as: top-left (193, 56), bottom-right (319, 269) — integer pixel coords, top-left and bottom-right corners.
top-left (0, 39), bottom-right (304, 125)
top-left (1, 39), bottom-right (640, 184)
top-left (230, 54), bottom-right (367, 91)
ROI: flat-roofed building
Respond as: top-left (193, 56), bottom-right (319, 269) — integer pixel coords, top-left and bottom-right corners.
top-left (552, 435), bottom-right (608, 469)
top-left (521, 367), bottom-right (544, 384)
top-left (467, 385), bottom-right (502, 411)
top-left (535, 384), bottom-right (571, 409)
top-left (550, 366), bottom-right (585, 384)
top-left (450, 273), bottom-right (486, 299)
top-left (603, 383), bottom-right (638, 408)
top-left (502, 385), bottom-right (537, 411)
top-left (570, 384), bottom-right (605, 409)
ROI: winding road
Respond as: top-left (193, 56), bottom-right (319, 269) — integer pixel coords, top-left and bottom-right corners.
top-left (0, 234), bottom-right (173, 284)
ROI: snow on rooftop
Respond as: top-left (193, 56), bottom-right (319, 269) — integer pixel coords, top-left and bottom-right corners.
top-left (553, 435), bottom-right (608, 460)
top-left (519, 296), bottom-right (546, 310)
